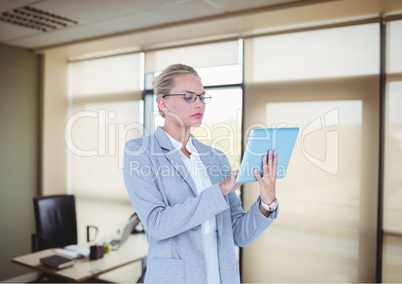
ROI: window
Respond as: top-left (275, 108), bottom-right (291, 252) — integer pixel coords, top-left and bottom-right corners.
top-left (389, 20), bottom-right (402, 73)
top-left (251, 24), bottom-right (379, 82)
top-left (383, 19), bottom-right (402, 282)
top-left (67, 53), bottom-right (144, 239)
top-left (243, 23), bottom-right (380, 283)
top-left (60, 19), bottom-right (401, 283)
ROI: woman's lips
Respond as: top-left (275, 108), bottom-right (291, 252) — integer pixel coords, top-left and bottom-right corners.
top-left (192, 113), bottom-right (203, 118)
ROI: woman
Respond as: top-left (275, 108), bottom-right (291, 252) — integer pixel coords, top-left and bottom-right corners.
top-left (123, 63), bottom-right (278, 284)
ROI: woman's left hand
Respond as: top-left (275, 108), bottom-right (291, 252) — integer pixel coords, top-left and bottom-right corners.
top-left (253, 150), bottom-right (277, 206)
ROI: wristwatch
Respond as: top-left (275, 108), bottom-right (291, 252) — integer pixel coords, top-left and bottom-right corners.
top-left (260, 198), bottom-right (278, 212)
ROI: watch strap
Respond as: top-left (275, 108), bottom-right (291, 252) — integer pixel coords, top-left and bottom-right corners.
top-left (260, 198), bottom-right (278, 212)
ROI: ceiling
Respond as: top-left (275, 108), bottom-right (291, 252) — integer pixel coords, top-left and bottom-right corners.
top-left (0, 0), bottom-right (303, 50)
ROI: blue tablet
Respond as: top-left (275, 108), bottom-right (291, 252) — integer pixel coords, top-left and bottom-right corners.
top-left (236, 127), bottom-right (299, 183)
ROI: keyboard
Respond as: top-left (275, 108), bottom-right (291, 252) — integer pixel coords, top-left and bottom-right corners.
top-left (109, 239), bottom-right (120, 246)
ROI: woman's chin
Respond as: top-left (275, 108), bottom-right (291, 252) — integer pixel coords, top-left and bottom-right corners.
top-left (191, 121), bottom-right (202, 127)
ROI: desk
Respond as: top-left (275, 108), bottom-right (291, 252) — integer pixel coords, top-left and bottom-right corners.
top-left (12, 234), bottom-right (148, 283)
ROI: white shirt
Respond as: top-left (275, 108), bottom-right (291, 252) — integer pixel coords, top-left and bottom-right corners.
top-left (165, 131), bottom-right (221, 283)
top-left (165, 132), bottom-right (217, 235)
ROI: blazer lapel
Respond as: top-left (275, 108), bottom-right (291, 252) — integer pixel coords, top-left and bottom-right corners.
top-left (154, 127), bottom-right (228, 243)
top-left (154, 127), bottom-right (198, 196)
top-left (192, 137), bottom-right (227, 185)
top-left (193, 137), bottom-right (228, 245)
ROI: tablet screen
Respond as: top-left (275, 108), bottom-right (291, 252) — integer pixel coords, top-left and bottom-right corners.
top-left (236, 127), bottom-right (299, 183)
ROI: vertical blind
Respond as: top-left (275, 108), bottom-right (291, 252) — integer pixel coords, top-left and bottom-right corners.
top-left (242, 23), bottom-right (380, 283)
top-left (67, 53), bottom-right (143, 241)
top-left (67, 54), bottom-right (143, 200)
top-left (383, 19), bottom-right (402, 283)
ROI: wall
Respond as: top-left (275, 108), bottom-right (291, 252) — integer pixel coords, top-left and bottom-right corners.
top-left (0, 44), bottom-right (40, 281)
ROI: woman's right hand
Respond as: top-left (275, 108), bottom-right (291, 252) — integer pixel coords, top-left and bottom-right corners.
top-left (220, 170), bottom-right (243, 196)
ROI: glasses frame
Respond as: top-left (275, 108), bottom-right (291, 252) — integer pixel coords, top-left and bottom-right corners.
top-left (162, 91), bottom-right (212, 104)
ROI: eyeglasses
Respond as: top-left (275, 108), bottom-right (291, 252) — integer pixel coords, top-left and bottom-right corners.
top-left (162, 91), bottom-right (212, 104)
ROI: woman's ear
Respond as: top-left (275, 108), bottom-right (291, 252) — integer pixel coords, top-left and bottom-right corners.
top-left (157, 97), bottom-right (168, 114)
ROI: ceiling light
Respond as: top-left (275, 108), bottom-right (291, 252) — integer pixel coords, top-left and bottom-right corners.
top-left (0, 6), bottom-right (79, 32)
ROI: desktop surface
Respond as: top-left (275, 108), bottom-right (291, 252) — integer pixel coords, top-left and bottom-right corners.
top-left (12, 234), bottom-right (148, 282)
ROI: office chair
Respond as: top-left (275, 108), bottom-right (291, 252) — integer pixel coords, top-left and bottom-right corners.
top-left (31, 194), bottom-right (97, 252)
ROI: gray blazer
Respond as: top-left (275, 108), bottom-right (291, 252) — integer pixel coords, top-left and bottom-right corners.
top-left (123, 126), bottom-right (278, 284)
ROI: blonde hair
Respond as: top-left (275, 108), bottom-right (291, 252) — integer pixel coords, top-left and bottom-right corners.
top-left (153, 64), bottom-right (200, 117)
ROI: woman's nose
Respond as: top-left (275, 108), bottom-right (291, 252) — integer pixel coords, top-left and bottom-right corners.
top-left (194, 98), bottom-right (204, 108)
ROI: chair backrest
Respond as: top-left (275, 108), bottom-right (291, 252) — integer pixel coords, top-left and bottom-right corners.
top-left (33, 195), bottom-right (78, 251)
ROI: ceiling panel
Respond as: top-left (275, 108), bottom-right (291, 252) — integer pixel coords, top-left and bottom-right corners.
top-left (88, 0), bottom-right (222, 34)
top-left (0, 20), bottom-right (40, 41)
top-left (210, 0), bottom-right (299, 12)
top-left (0, 0), bottom-right (326, 50)
top-left (5, 24), bottom-right (110, 49)
top-left (148, 1), bottom-right (222, 24)
top-left (31, 0), bottom-right (131, 23)
top-left (111, 0), bottom-right (196, 13)
top-left (91, 10), bottom-right (169, 34)
top-left (0, 0), bottom-right (39, 12)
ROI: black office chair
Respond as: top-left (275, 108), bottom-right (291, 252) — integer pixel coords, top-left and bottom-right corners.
top-left (31, 194), bottom-right (97, 252)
